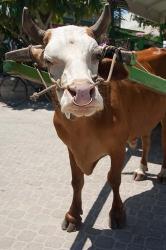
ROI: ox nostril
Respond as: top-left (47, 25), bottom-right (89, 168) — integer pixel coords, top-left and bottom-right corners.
top-left (90, 87), bottom-right (95, 97)
top-left (68, 88), bottom-right (76, 97)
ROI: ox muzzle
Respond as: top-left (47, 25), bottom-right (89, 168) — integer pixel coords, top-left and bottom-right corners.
top-left (66, 80), bottom-right (95, 107)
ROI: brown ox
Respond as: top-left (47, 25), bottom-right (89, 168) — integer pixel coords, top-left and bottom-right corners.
top-left (10, 4), bottom-right (166, 231)
top-left (127, 48), bottom-right (166, 181)
top-left (55, 47), bottom-right (166, 230)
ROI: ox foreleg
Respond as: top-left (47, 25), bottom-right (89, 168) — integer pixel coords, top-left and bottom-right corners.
top-left (133, 135), bottom-right (150, 181)
top-left (62, 149), bottom-right (84, 232)
top-left (108, 147), bottom-right (126, 229)
top-left (158, 117), bottom-right (166, 182)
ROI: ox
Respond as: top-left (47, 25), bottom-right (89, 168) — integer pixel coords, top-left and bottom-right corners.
top-left (12, 3), bottom-right (166, 231)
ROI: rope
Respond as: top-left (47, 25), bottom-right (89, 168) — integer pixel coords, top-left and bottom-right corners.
top-left (105, 53), bottom-right (117, 83)
top-left (30, 49), bottom-right (118, 102)
top-left (30, 64), bottom-right (61, 102)
top-left (33, 63), bottom-right (48, 88)
top-left (135, 60), bottom-right (149, 73)
top-left (30, 84), bottom-right (57, 101)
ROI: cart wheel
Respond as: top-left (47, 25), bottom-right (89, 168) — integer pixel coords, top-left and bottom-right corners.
top-left (0, 76), bottom-right (28, 106)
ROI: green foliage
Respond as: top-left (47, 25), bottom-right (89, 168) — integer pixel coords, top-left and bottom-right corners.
top-left (0, 0), bottom-right (108, 72)
top-left (63, 0), bottom-right (103, 23)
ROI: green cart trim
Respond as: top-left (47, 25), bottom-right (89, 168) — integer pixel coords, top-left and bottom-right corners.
top-left (3, 60), bottom-right (166, 95)
top-left (3, 60), bottom-right (52, 86)
top-left (126, 65), bottom-right (166, 95)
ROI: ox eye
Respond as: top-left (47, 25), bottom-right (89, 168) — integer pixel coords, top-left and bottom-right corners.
top-left (45, 59), bottom-right (53, 65)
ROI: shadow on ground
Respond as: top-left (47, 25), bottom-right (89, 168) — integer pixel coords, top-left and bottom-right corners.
top-left (70, 180), bottom-right (166, 250)
top-left (0, 99), bottom-right (53, 111)
top-left (70, 125), bottom-right (166, 250)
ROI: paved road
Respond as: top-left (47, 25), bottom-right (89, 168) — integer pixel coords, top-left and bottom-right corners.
top-left (0, 101), bottom-right (166, 250)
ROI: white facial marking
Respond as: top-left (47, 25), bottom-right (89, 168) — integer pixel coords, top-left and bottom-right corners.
top-left (44, 26), bottom-right (98, 84)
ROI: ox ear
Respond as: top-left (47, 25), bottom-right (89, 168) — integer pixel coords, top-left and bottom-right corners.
top-left (22, 7), bottom-right (45, 44)
top-left (90, 3), bottom-right (111, 40)
top-left (98, 58), bottom-right (129, 81)
top-left (30, 46), bottom-right (46, 68)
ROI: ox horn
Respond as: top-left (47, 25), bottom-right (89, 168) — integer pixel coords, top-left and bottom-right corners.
top-left (5, 45), bottom-right (42, 62)
top-left (22, 7), bottom-right (45, 44)
top-left (90, 3), bottom-right (111, 40)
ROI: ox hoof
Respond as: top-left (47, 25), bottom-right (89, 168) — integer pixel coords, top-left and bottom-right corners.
top-left (133, 165), bottom-right (148, 181)
top-left (61, 213), bottom-right (82, 232)
top-left (109, 209), bottom-right (126, 229)
top-left (62, 219), bottom-right (78, 232)
top-left (133, 172), bottom-right (146, 181)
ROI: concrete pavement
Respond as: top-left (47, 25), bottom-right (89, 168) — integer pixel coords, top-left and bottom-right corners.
top-left (0, 101), bottom-right (166, 250)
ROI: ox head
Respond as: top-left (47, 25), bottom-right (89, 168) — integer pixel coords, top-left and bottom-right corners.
top-left (20, 4), bottom-right (111, 117)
